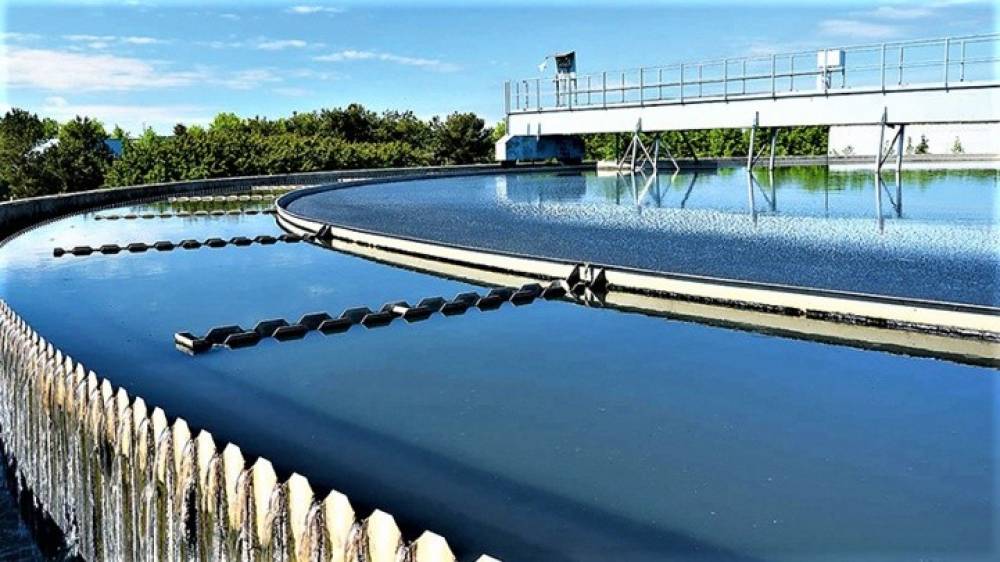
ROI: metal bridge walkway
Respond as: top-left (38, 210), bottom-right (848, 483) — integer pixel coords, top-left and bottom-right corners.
top-left (496, 33), bottom-right (1000, 164)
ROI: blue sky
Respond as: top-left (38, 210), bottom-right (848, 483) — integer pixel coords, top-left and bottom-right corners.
top-left (1, 0), bottom-right (995, 134)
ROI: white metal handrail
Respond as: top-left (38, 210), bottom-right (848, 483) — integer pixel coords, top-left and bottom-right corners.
top-left (505, 33), bottom-right (1000, 114)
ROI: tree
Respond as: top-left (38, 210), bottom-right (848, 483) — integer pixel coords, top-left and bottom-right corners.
top-left (951, 137), bottom-right (964, 154)
top-left (173, 123), bottom-right (188, 136)
top-left (433, 112), bottom-right (492, 164)
top-left (0, 108), bottom-right (58, 199)
top-left (48, 117), bottom-right (113, 193)
top-left (491, 120), bottom-right (507, 144)
top-left (915, 135), bottom-right (930, 154)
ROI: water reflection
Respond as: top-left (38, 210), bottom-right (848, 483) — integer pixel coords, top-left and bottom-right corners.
top-left (494, 166), bottom-right (997, 228)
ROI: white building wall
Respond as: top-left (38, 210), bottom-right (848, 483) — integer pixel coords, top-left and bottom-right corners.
top-left (828, 123), bottom-right (1000, 156)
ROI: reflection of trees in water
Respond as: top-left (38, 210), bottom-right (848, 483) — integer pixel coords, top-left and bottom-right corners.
top-left (773, 166), bottom-right (998, 192)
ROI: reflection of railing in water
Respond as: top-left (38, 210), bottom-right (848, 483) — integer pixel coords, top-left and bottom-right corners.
top-left (494, 168), bottom-right (940, 230)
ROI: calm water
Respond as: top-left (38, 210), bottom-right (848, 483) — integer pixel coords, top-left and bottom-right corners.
top-left (287, 167), bottom-right (1000, 305)
top-left (0, 180), bottom-right (997, 561)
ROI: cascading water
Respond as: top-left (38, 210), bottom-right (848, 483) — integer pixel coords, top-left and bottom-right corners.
top-left (0, 300), bottom-right (497, 562)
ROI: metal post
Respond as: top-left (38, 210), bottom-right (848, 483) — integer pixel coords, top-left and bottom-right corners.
top-left (895, 124), bottom-right (905, 176)
top-left (960, 40), bottom-right (966, 82)
top-left (587, 75), bottom-right (592, 106)
top-left (602, 72), bottom-right (607, 108)
top-left (769, 129), bottom-right (779, 171)
top-left (876, 108), bottom-right (887, 173)
top-left (770, 54), bottom-right (776, 97)
top-left (880, 43), bottom-right (886, 92)
top-left (536, 78), bottom-right (541, 111)
top-left (653, 134), bottom-right (660, 174)
top-left (504, 81), bottom-right (511, 115)
top-left (741, 58), bottom-right (747, 94)
top-left (897, 46), bottom-right (904, 86)
top-left (640, 68), bottom-right (645, 106)
top-left (747, 112), bottom-right (758, 169)
top-left (621, 72), bottom-right (626, 103)
top-left (790, 55), bottom-right (795, 91)
top-left (515, 80), bottom-right (520, 110)
top-left (943, 38), bottom-right (950, 88)
top-left (698, 64), bottom-right (703, 97)
top-left (723, 59), bottom-right (728, 100)
top-left (658, 68), bottom-right (663, 100)
top-left (680, 64), bottom-right (685, 102)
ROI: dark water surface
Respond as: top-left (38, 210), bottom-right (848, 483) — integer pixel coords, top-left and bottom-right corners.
top-left (1, 181), bottom-right (997, 561)
top-left (287, 167), bottom-right (1000, 306)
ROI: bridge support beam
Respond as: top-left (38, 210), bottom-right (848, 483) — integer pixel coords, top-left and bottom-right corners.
top-left (495, 134), bottom-right (585, 165)
top-left (747, 112), bottom-right (780, 172)
top-left (875, 108), bottom-right (906, 173)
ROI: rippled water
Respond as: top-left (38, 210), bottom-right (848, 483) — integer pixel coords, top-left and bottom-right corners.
top-left (0, 179), bottom-right (997, 561)
top-left (287, 167), bottom-right (1000, 305)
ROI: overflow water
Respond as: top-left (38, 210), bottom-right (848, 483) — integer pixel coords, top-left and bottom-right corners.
top-left (1, 169), bottom-right (998, 561)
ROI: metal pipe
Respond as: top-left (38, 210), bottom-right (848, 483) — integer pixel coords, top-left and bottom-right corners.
top-left (587, 75), bottom-right (592, 106)
top-left (621, 72), bottom-right (626, 103)
top-left (536, 78), bottom-right (541, 111)
top-left (658, 68), bottom-right (663, 100)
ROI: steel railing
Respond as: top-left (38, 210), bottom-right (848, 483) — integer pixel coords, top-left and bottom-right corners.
top-left (504, 33), bottom-right (1000, 114)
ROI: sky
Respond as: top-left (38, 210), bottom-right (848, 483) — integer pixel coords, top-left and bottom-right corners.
top-left (0, 0), bottom-right (995, 134)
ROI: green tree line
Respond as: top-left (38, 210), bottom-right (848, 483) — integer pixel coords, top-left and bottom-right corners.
top-left (1, 105), bottom-right (493, 200)
top-left (2, 104), bottom-right (831, 201)
top-left (580, 126), bottom-right (829, 161)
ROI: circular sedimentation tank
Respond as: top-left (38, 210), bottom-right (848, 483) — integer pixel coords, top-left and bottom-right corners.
top-left (1, 165), bottom-right (998, 562)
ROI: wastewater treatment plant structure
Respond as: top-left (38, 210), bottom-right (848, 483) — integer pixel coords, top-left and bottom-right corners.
top-left (1, 34), bottom-right (1000, 562)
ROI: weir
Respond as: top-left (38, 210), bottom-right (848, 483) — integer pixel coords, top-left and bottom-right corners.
top-left (0, 301), bottom-right (498, 562)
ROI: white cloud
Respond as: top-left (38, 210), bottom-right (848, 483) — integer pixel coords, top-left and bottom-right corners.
top-left (122, 36), bottom-right (166, 45)
top-left (314, 49), bottom-right (460, 72)
top-left (257, 39), bottom-right (309, 51)
top-left (41, 96), bottom-right (211, 134)
top-left (817, 19), bottom-right (902, 40)
top-left (865, 6), bottom-right (935, 19)
top-left (288, 5), bottom-right (343, 14)
top-left (62, 34), bottom-right (167, 49)
top-left (220, 13), bottom-right (241, 20)
top-left (63, 34), bottom-right (116, 42)
top-left (2, 48), bottom-right (204, 92)
top-left (214, 68), bottom-right (283, 90)
top-left (1, 32), bottom-right (42, 43)
top-left (2, 47), bottom-right (282, 93)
